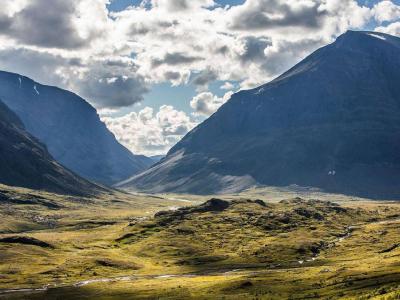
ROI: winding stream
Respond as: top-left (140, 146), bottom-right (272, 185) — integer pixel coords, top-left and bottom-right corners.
top-left (1, 217), bottom-right (399, 296)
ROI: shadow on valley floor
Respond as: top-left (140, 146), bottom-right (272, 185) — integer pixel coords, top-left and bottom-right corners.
top-left (1, 184), bottom-right (400, 299)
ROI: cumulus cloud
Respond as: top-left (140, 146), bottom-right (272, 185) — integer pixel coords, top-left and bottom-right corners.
top-left (261, 38), bottom-right (325, 76)
top-left (376, 21), bottom-right (400, 35)
top-left (11, 0), bottom-right (86, 49)
top-left (163, 70), bottom-right (190, 86)
top-left (122, 0), bottom-right (377, 91)
top-left (237, 36), bottom-right (271, 63)
top-left (0, 0), bottom-right (398, 155)
top-left (151, 0), bottom-right (215, 11)
top-left (0, 0), bottom-right (390, 110)
top-left (152, 52), bottom-right (204, 67)
top-left (0, 48), bottom-right (71, 87)
top-left (0, 46), bottom-right (149, 108)
top-left (229, 0), bottom-right (326, 31)
top-left (78, 74), bottom-right (149, 108)
top-left (220, 82), bottom-right (235, 90)
top-left (373, 1), bottom-right (400, 23)
top-left (190, 91), bottom-right (234, 116)
top-left (191, 69), bottom-right (218, 91)
top-left (101, 105), bottom-right (197, 155)
top-left (0, 0), bottom-right (109, 49)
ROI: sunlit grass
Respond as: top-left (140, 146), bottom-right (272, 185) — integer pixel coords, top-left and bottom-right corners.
top-left (1, 184), bottom-right (400, 299)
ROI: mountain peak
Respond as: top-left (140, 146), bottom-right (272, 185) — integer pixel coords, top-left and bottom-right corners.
top-left (334, 30), bottom-right (400, 50)
top-left (0, 99), bottom-right (105, 196)
top-left (0, 70), bottom-right (153, 185)
top-left (121, 31), bottom-right (400, 199)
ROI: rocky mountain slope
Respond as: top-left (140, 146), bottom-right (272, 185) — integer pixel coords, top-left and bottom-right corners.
top-left (0, 100), bottom-right (104, 196)
top-left (119, 31), bottom-right (400, 199)
top-left (0, 71), bottom-right (152, 185)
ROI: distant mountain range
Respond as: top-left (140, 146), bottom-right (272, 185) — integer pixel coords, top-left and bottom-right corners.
top-left (119, 31), bottom-right (400, 199)
top-left (0, 71), bottom-right (152, 185)
top-left (149, 155), bottom-right (165, 164)
top-left (0, 99), bottom-right (104, 196)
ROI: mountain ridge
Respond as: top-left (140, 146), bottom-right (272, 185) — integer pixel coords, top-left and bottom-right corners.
top-left (0, 99), bottom-right (105, 196)
top-left (119, 30), bottom-right (400, 199)
top-left (0, 71), bottom-right (153, 185)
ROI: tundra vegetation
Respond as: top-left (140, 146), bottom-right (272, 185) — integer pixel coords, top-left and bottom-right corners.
top-left (0, 184), bottom-right (400, 299)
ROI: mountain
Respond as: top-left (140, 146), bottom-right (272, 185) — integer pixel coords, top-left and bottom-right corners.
top-left (0, 71), bottom-right (152, 185)
top-left (0, 99), bottom-right (104, 196)
top-left (119, 31), bottom-right (400, 199)
top-left (149, 155), bottom-right (165, 164)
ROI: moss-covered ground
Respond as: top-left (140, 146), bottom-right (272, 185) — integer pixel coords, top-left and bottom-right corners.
top-left (0, 184), bottom-right (400, 299)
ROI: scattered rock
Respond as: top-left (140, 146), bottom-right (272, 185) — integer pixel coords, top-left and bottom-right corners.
top-left (175, 226), bottom-right (195, 235)
top-left (0, 236), bottom-right (53, 248)
top-left (276, 214), bottom-right (292, 224)
top-left (193, 199), bottom-right (230, 213)
top-left (320, 268), bottom-right (331, 273)
top-left (280, 197), bottom-right (305, 204)
top-left (239, 281), bottom-right (253, 288)
top-left (294, 208), bottom-right (324, 220)
top-left (95, 259), bottom-right (140, 270)
top-left (154, 199), bottom-right (230, 226)
top-left (328, 206), bottom-right (348, 213)
top-left (254, 199), bottom-right (267, 207)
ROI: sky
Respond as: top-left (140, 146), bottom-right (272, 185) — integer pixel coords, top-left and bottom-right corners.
top-left (0, 0), bottom-right (399, 156)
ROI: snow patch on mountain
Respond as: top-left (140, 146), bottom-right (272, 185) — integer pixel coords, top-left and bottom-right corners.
top-left (367, 33), bottom-right (387, 40)
top-left (33, 85), bottom-right (39, 95)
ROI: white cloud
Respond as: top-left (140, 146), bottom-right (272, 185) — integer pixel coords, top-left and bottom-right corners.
top-left (0, 0), bottom-right (399, 156)
top-left (372, 1), bottom-right (400, 23)
top-left (151, 0), bottom-right (215, 12)
top-left (101, 105), bottom-right (197, 155)
top-left (0, 0), bottom-right (150, 109)
top-left (0, 0), bottom-right (110, 49)
top-left (375, 21), bottom-right (400, 35)
top-left (0, 0), bottom-right (391, 110)
top-left (228, 0), bottom-right (326, 31)
top-left (190, 91), bottom-right (234, 116)
top-left (112, 0), bottom-right (376, 91)
top-left (220, 82), bottom-right (235, 90)
top-left (74, 69), bottom-right (149, 108)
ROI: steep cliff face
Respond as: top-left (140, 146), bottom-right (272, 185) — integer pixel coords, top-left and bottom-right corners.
top-left (120, 31), bottom-right (400, 199)
top-left (0, 71), bottom-right (152, 185)
top-left (0, 100), bottom-right (104, 196)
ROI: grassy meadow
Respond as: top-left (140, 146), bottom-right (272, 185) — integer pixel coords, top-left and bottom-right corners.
top-left (0, 184), bottom-right (400, 299)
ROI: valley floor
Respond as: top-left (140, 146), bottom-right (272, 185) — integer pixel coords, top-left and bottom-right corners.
top-left (0, 185), bottom-right (400, 299)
